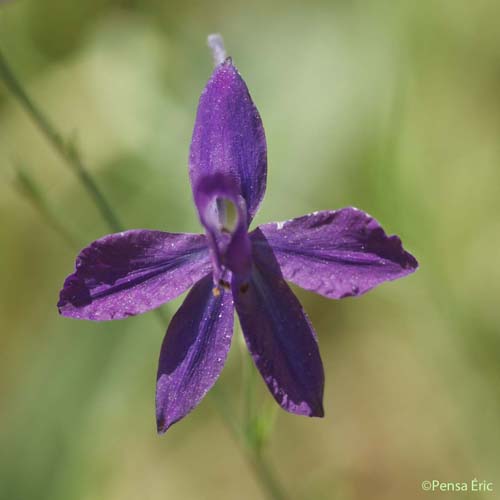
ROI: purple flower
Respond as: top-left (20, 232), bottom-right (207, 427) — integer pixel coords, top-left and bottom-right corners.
top-left (58, 38), bottom-right (418, 433)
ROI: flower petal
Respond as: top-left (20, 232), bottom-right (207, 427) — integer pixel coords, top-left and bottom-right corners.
top-left (156, 274), bottom-right (234, 433)
top-left (251, 208), bottom-right (418, 299)
top-left (58, 230), bottom-right (211, 320)
top-left (195, 174), bottom-right (252, 283)
top-left (232, 257), bottom-right (324, 417)
top-left (189, 59), bottom-right (267, 223)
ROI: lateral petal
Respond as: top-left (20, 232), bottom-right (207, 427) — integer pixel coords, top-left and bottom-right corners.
top-left (156, 275), bottom-right (234, 433)
top-left (251, 208), bottom-right (418, 299)
top-left (58, 230), bottom-right (211, 320)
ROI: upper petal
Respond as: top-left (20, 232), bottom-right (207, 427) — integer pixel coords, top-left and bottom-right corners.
top-left (232, 258), bottom-right (325, 417)
top-left (156, 274), bottom-right (234, 433)
top-left (195, 174), bottom-right (252, 283)
top-left (58, 230), bottom-right (211, 320)
top-left (189, 59), bottom-right (267, 223)
top-left (251, 208), bottom-right (418, 299)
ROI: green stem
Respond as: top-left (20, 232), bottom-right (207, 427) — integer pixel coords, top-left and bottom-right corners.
top-left (247, 451), bottom-right (288, 500)
top-left (0, 49), bottom-right (123, 233)
top-left (211, 383), bottom-right (288, 500)
top-left (13, 163), bottom-right (79, 249)
top-left (1, 47), bottom-right (288, 500)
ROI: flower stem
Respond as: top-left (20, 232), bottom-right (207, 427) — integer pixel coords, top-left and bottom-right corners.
top-left (0, 48), bottom-right (123, 233)
top-left (247, 451), bottom-right (288, 500)
top-left (1, 45), bottom-right (288, 500)
top-left (211, 381), bottom-right (288, 500)
top-left (12, 163), bottom-right (79, 249)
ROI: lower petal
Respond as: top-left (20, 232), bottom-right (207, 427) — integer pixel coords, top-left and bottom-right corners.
top-left (156, 275), bottom-right (234, 433)
top-left (232, 260), bottom-right (324, 417)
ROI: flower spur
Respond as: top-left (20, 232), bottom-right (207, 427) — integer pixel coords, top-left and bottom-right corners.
top-left (58, 35), bottom-right (418, 433)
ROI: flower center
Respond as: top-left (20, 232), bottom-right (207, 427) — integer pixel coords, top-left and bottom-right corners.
top-left (193, 174), bottom-right (253, 294)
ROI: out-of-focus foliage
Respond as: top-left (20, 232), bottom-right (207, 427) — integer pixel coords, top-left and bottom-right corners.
top-left (1, 1), bottom-right (499, 499)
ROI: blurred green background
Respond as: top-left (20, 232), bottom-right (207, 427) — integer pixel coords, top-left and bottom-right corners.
top-left (1, 1), bottom-right (499, 499)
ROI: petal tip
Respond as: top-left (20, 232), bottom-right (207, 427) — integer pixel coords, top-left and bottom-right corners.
top-left (278, 397), bottom-right (325, 418)
top-left (313, 402), bottom-right (325, 418)
top-left (156, 414), bottom-right (173, 435)
top-left (155, 399), bottom-right (183, 435)
top-left (305, 398), bottom-right (324, 418)
top-left (405, 251), bottom-right (419, 271)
